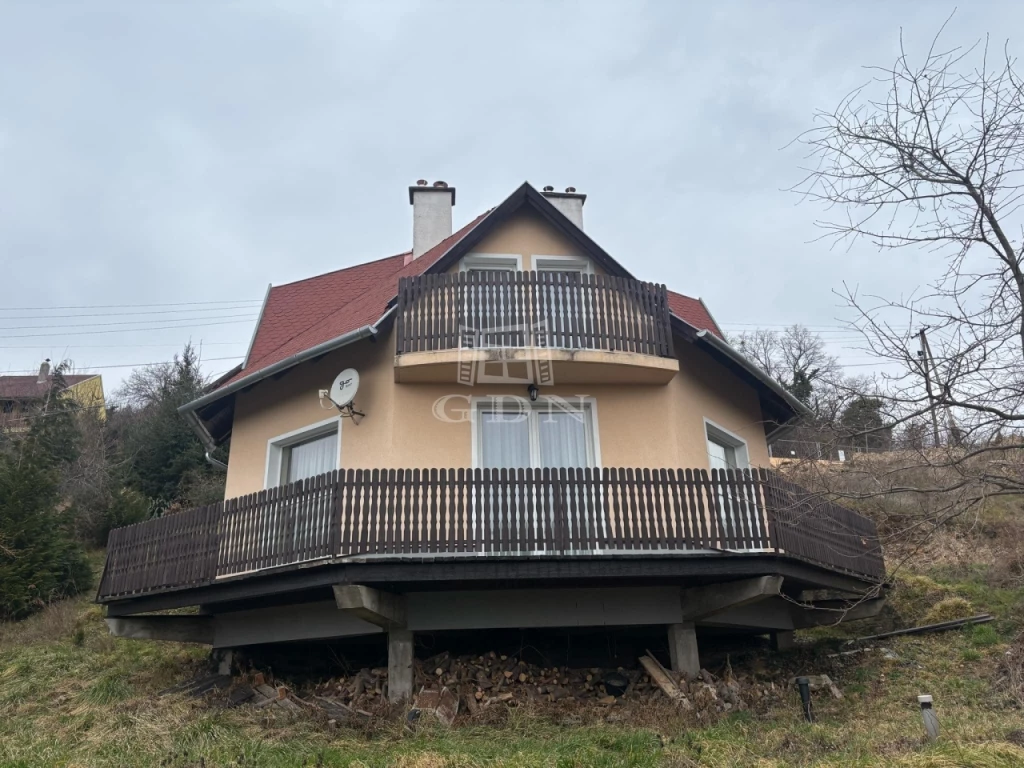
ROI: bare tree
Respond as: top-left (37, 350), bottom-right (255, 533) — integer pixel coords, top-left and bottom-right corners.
top-left (791, 19), bottom-right (1024, 542)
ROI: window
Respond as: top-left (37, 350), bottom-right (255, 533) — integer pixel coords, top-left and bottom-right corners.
top-left (533, 257), bottom-right (591, 349)
top-left (705, 421), bottom-right (749, 471)
top-left (475, 398), bottom-right (599, 469)
top-left (474, 398), bottom-right (602, 553)
top-left (265, 418), bottom-right (340, 488)
top-left (532, 256), bottom-right (591, 274)
top-left (705, 419), bottom-right (761, 549)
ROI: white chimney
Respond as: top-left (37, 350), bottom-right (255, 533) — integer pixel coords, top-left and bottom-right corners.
top-left (541, 186), bottom-right (586, 230)
top-left (37, 359), bottom-right (51, 383)
top-left (409, 180), bottom-right (455, 259)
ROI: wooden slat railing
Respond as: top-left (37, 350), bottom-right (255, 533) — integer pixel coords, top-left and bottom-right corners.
top-left (96, 468), bottom-right (885, 600)
top-left (396, 272), bottom-right (675, 358)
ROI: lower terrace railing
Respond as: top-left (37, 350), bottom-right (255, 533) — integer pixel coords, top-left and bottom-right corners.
top-left (97, 468), bottom-right (885, 600)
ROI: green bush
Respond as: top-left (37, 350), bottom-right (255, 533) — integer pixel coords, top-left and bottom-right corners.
top-left (0, 451), bottom-right (92, 620)
top-left (0, 369), bottom-right (92, 620)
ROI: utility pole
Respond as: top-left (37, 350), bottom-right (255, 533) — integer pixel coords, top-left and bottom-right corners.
top-left (918, 328), bottom-right (941, 448)
top-left (920, 330), bottom-right (958, 446)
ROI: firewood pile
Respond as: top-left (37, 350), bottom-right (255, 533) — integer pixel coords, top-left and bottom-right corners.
top-left (256, 650), bottom-right (790, 720)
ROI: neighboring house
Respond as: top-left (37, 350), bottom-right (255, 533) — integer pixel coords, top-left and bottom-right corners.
top-left (0, 360), bottom-right (105, 433)
top-left (99, 181), bottom-right (884, 699)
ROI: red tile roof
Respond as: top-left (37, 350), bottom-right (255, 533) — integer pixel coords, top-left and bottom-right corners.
top-left (668, 291), bottom-right (723, 338)
top-left (0, 374), bottom-right (97, 400)
top-left (224, 212), bottom-right (491, 388)
top-left (221, 209), bottom-right (722, 390)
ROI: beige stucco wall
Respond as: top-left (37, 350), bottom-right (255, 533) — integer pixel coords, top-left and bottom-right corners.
top-left (223, 210), bottom-right (768, 498)
top-left (224, 328), bottom-right (769, 498)
top-left (448, 208), bottom-right (604, 274)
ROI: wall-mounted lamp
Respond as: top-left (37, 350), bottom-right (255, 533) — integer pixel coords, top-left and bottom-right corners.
top-left (527, 383), bottom-right (539, 402)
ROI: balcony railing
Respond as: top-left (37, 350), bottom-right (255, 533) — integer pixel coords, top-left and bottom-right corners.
top-left (97, 468), bottom-right (885, 601)
top-left (396, 272), bottom-right (675, 358)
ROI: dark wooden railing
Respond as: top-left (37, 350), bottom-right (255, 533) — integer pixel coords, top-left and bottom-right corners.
top-left (396, 272), bottom-right (674, 358)
top-left (97, 468), bottom-right (884, 600)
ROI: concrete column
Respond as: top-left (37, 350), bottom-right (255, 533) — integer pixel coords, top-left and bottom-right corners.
top-left (771, 631), bottom-right (795, 651)
top-left (213, 649), bottom-right (234, 676)
top-left (668, 622), bottom-right (700, 680)
top-left (387, 629), bottom-right (414, 703)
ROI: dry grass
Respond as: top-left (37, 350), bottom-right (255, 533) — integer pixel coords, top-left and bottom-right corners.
top-left (1, 583), bottom-right (1023, 767)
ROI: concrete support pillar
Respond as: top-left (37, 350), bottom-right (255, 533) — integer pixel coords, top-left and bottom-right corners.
top-left (387, 629), bottom-right (414, 703)
top-left (667, 622), bottom-right (700, 680)
top-left (213, 648), bottom-right (234, 676)
top-left (771, 631), bottom-right (795, 651)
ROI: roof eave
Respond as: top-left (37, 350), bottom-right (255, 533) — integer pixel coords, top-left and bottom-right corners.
top-left (693, 328), bottom-right (811, 419)
top-left (243, 283), bottom-right (273, 368)
top-left (178, 306), bottom-right (396, 439)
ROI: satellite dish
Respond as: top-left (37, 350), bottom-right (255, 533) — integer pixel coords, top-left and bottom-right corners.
top-left (329, 368), bottom-right (360, 409)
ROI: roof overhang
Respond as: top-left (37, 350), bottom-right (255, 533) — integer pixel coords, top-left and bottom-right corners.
top-left (685, 324), bottom-right (809, 438)
top-left (179, 307), bottom-right (396, 447)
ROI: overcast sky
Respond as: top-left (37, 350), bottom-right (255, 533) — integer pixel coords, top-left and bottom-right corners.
top-left (0, 2), bottom-right (1014, 394)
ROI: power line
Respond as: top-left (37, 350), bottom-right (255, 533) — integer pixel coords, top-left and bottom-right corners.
top-left (0, 307), bottom-right (264, 320)
top-left (0, 341), bottom-right (247, 349)
top-left (1, 355), bottom-right (243, 375)
top-left (0, 298), bottom-right (263, 311)
top-left (4, 318), bottom-right (256, 339)
top-left (0, 312), bottom-right (256, 331)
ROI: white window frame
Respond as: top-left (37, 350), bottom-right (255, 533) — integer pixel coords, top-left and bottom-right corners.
top-left (460, 253), bottom-right (523, 272)
top-left (264, 416), bottom-right (342, 489)
top-left (470, 396), bottom-right (602, 470)
top-left (704, 418), bottom-right (750, 470)
top-left (532, 255), bottom-right (592, 274)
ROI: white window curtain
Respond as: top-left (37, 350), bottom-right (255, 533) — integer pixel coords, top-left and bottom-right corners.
top-left (284, 431), bottom-right (338, 484)
top-left (706, 438), bottom-right (738, 472)
top-left (537, 411), bottom-right (588, 468)
top-left (479, 410), bottom-right (531, 468)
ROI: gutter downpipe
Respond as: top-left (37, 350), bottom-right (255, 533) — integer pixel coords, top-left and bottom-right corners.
top-left (178, 307), bottom-right (396, 445)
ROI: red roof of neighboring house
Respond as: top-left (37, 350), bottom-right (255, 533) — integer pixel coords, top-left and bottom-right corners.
top-left (0, 374), bottom-right (97, 400)
top-left (222, 207), bottom-right (723, 391)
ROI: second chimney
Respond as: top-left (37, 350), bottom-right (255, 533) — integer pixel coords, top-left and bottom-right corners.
top-left (37, 359), bottom-right (51, 384)
top-left (541, 186), bottom-right (586, 230)
top-left (409, 180), bottom-right (456, 259)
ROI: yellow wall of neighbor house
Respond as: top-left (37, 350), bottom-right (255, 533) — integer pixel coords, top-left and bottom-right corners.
top-left (224, 327), bottom-right (770, 499)
top-left (69, 376), bottom-right (106, 420)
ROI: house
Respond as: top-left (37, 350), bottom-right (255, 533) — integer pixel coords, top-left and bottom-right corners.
top-left (98, 181), bottom-right (884, 700)
top-left (0, 360), bottom-right (105, 433)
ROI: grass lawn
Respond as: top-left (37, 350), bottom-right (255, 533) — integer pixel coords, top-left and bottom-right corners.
top-left (1, 570), bottom-right (1022, 767)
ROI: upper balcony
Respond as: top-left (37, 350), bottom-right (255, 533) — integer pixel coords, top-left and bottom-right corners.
top-left (394, 271), bottom-right (679, 384)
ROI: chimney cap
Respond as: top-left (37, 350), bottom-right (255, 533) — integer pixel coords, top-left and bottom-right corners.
top-left (543, 185), bottom-right (554, 192)
top-left (565, 186), bottom-right (576, 193)
top-left (409, 182), bottom-right (456, 204)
